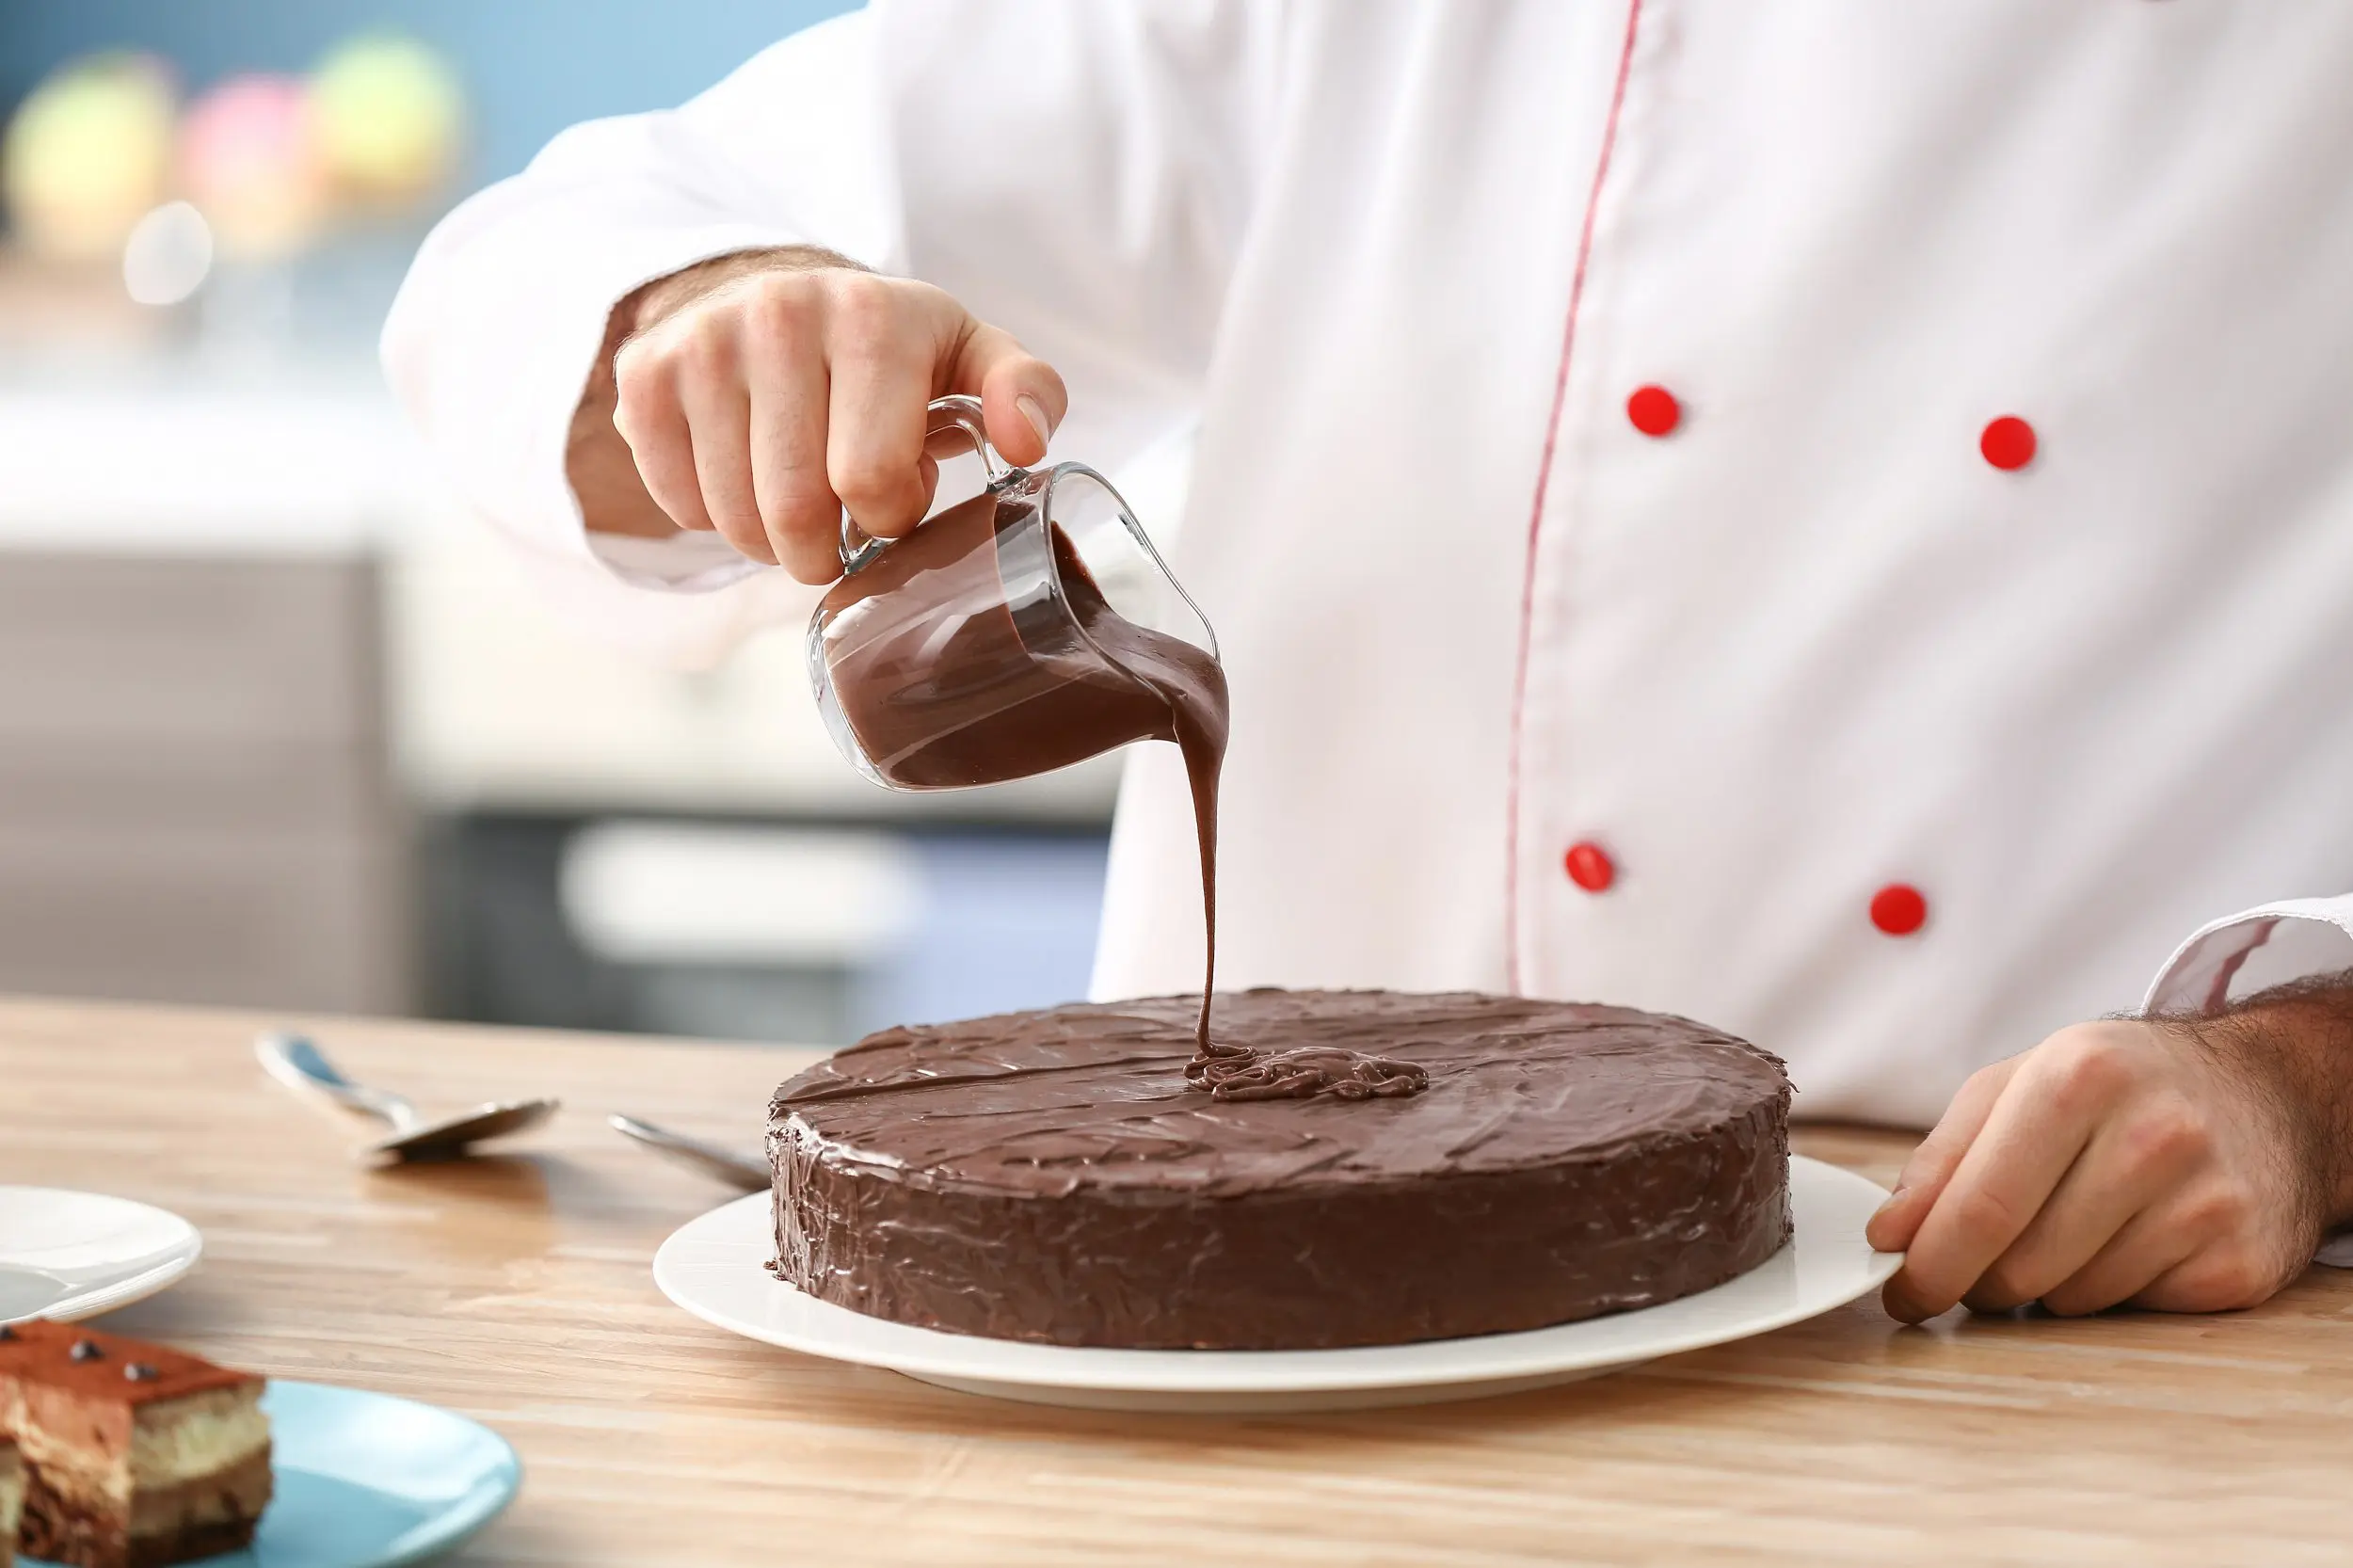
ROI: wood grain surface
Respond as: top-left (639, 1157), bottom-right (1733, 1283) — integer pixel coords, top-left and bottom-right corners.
top-left (1, 995), bottom-right (2347, 1566)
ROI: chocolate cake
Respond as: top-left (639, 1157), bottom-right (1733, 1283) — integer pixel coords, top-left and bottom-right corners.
top-left (768, 988), bottom-right (1792, 1350)
top-left (0, 1320), bottom-right (271, 1568)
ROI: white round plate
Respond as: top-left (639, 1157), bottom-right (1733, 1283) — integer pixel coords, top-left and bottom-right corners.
top-left (0, 1187), bottom-right (202, 1324)
top-left (654, 1154), bottom-right (1902, 1413)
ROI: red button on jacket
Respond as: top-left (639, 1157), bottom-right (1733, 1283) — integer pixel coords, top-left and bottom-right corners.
top-left (1564, 841), bottom-right (1616, 893)
top-left (1626, 385), bottom-right (1681, 437)
top-left (1979, 415), bottom-right (2036, 471)
top-left (1870, 883), bottom-right (1929, 936)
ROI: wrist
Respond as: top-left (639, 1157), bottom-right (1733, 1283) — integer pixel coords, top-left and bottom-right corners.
top-left (620, 244), bottom-right (865, 338)
top-left (2201, 977), bottom-right (2353, 1232)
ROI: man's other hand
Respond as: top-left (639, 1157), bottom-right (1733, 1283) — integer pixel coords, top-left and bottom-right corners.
top-left (1865, 984), bottom-right (2353, 1320)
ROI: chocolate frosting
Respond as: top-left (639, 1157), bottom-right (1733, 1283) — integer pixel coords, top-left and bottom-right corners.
top-left (770, 988), bottom-right (1792, 1350)
top-left (1184, 1036), bottom-right (1428, 1100)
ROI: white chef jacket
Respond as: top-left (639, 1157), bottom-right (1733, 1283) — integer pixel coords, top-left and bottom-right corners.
top-left (385, 1), bottom-right (2353, 1136)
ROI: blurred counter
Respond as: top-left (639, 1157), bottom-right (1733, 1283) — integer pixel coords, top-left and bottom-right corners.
top-left (0, 368), bottom-right (416, 552)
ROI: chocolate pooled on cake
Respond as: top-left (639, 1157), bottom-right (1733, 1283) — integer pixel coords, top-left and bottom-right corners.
top-left (768, 987), bottom-right (1791, 1351)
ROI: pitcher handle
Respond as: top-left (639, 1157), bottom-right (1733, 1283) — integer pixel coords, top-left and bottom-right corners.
top-left (839, 394), bottom-right (1011, 574)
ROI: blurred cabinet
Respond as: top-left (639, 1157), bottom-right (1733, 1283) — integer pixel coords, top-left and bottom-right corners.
top-left (0, 553), bottom-right (408, 1013)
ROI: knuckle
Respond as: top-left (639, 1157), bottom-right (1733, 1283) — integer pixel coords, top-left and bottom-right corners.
top-left (2178, 1182), bottom-right (2255, 1240)
top-left (2041, 1029), bottom-right (2136, 1111)
top-left (2155, 1246), bottom-right (2273, 1312)
top-left (761, 472), bottom-right (839, 528)
top-left (747, 267), bottom-right (819, 311)
top-left (824, 273), bottom-right (907, 341)
top-left (830, 456), bottom-right (912, 511)
top-left (1947, 1184), bottom-right (2025, 1247)
top-left (612, 402), bottom-right (664, 456)
top-left (2119, 1097), bottom-right (2211, 1175)
top-left (612, 357), bottom-right (670, 425)
top-left (675, 312), bottom-right (736, 375)
top-left (1974, 1257), bottom-right (2036, 1306)
top-left (612, 335), bottom-right (656, 388)
top-left (762, 482), bottom-right (838, 536)
top-left (742, 274), bottom-right (819, 343)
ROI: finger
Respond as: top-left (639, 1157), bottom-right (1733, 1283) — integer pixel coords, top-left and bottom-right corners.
top-left (2038, 1204), bottom-right (2202, 1317)
top-left (1882, 1040), bottom-right (2123, 1322)
top-left (1961, 1102), bottom-right (2201, 1311)
top-left (2131, 1243), bottom-right (2284, 1315)
top-left (674, 332), bottom-right (766, 565)
top-left (947, 320), bottom-right (1067, 469)
top-left (744, 301), bottom-right (843, 583)
top-left (612, 349), bottom-right (716, 536)
top-left (2128, 1181), bottom-right (2295, 1314)
top-left (824, 312), bottom-right (936, 543)
top-left (1866, 1056), bottom-right (2020, 1254)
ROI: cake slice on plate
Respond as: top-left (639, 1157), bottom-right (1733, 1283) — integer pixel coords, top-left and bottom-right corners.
top-left (0, 1320), bottom-right (271, 1568)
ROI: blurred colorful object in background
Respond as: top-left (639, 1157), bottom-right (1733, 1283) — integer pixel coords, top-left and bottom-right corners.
top-left (1, 53), bottom-right (176, 262)
top-left (312, 35), bottom-right (464, 205)
top-left (178, 73), bottom-right (326, 260)
top-left (1, 32), bottom-right (465, 297)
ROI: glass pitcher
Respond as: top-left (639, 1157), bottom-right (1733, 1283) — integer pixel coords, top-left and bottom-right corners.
top-left (807, 395), bottom-right (1220, 791)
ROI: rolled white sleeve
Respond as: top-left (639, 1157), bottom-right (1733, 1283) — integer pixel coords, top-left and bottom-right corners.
top-left (383, 2), bottom-right (1273, 648)
top-left (2141, 895), bottom-right (2353, 1016)
top-left (382, 12), bottom-right (891, 601)
top-left (2143, 896), bottom-right (2353, 1267)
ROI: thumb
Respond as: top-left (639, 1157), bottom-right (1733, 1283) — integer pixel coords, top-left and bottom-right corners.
top-left (947, 320), bottom-right (1068, 469)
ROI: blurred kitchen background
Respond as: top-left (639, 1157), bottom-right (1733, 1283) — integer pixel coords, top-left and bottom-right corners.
top-left (0, 2), bottom-right (1152, 1046)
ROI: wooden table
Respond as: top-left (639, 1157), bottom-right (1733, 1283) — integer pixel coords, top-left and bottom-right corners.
top-left (3, 997), bottom-right (2348, 1566)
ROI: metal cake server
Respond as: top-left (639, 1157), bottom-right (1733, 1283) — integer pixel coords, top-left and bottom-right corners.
top-left (609, 1113), bottom-right (767, 1192)
top-left (256, 1032), bottom-right (558, 1161)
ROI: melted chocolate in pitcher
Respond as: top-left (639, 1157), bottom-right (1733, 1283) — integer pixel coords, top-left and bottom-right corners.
top-left (819, 490), bottom-right (1229, 1049)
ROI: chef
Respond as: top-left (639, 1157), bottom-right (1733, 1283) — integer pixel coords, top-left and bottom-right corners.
top-left (386, 2), bottom-right (2353, 1321)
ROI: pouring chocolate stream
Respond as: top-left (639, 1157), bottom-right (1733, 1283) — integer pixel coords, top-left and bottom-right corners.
top-left (815, 490), bottom-right (1228, 1049)
top-left (811, 421), bottom-right (1419, 1098)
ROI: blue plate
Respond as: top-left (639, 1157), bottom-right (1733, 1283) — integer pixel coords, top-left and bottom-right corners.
top-left (26, 1381), bottom-right (520, 1568)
